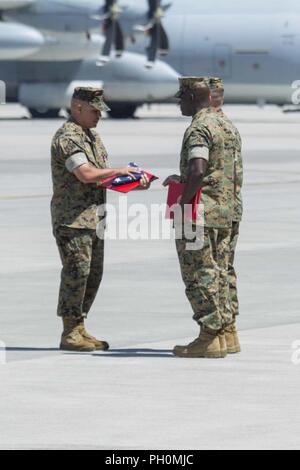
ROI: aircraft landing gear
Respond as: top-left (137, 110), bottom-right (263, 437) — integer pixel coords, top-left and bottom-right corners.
top-left (28, 108), bottom-right (61, 119)
top-left (107, 103), bottom-right (139, 119)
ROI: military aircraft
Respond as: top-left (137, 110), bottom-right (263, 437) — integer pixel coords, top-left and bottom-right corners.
top-left (127, 0), bottom-right (300, 106)
top-left (1, 0), bottom-right (300, 118)
top-left (0, 0), bottom-right (178, 118)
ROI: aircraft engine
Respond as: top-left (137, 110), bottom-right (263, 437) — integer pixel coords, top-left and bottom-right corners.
top-left (145, 0), bottom-right (170, 66)
top-left (19, 81), bottom-right (104, 111)
top-left (133, 0), bottom-right (170, 67)
top-left (98, 51), bottom-right (178, 102)
top-left (0, 22), bottom-right (44, 59)
top-left (17, 53), bottom-right (179, 118)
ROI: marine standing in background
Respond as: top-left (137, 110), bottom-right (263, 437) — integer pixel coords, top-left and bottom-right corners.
top-left (164, 77), bottom-right (234, 359)
top-left (209, 77), bottom-right (243, 354)
top-left (51, 87), bottom-right (149, 352)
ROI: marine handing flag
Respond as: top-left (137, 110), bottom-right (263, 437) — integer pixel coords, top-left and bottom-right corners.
top-left (99, 162), bottom-right (158, 193)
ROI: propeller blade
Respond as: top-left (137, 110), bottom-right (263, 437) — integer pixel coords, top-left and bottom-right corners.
top-left (158, 24), bottom-right (169, 55)
top-left (148, 0), bottom-right (159, 19)
top-left (146, 23), bottom-right (160, 66)
top-left (100, 0), bottom-right (125, 60)
top-left (104, 0), bottom-right (115, 13)
top-left (102, 19), bottom-right (115, 57)
top-left (145, 0), bottom-right (170, 65)
top-left (115, 20), bottom-right (125, 56)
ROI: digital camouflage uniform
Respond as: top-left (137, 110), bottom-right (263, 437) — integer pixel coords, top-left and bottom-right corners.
top-left (208, 77), bottom-right (243, 324)
top-left (51, 89), bottom-right (109, 319)
top-left (217, 109), bottom-right (243, 320)
top-left (176, 80), bottom-right (234, 332)
top-left (209, 108), bottom-right (240, 327)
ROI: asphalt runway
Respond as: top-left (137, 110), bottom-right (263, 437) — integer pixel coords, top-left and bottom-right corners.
top-left (0, 104), bottom-right (299, 450)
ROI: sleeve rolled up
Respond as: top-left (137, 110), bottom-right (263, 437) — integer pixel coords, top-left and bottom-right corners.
top-left (65, 153), bottom-right (88, 173)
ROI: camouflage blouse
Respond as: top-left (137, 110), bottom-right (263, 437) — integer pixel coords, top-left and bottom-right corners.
top-left (51, 118), bottom-right (108, 230)
top-left (180, 108), bottom-right (233, 229)
top-left (217, 110), bottom-right (243, 222)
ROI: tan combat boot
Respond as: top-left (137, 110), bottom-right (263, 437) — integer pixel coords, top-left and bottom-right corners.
top-left (60, 316), bottom-right (96, 352)
top-left (173, 326), bottom-right (223, 359)
top-left (77, 320), bottom-right (109, 351)
top-left (225, 324), bottom-right (241, 354)
top-left (218, 331), bottom-right (228, 358)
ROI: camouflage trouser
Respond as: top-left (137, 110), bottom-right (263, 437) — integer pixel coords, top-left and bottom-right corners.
top-left (54, 226), bottom-right (104, 319)
top-left (228, 221), bottom-right (240, 320)
top-left (176, 227), bottom-right (233, 332)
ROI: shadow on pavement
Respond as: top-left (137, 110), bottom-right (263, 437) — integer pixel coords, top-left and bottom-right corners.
top-left (3, 347), bottom-right (60, 352)
top-left (1, 347), bottom-right (174, 358)
top-left (93, 348), bottom-right (174, 358)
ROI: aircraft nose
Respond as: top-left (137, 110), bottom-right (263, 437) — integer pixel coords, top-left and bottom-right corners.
top-left (143, 61), bottom-right (180, 101)
top-left (101, 52), bottom-right (180, 102)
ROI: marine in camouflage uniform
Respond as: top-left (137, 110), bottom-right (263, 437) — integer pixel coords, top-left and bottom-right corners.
top-left (51, 87), bottom-right (111, 352)
top-left (171, 77), bottom-right (234, 358)
top-left (219, 111), bottom-right (243, 320)
top-left (209, 77), bottom-right (243, 353)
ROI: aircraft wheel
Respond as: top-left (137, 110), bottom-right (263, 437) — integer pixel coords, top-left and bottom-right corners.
top-left (107, 103), bottom-right (138, 119)
top-left (28, 108), bottom-right (61, 119)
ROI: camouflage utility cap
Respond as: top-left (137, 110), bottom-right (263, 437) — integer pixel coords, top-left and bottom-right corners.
top-left (73, 87), bottom-right (110, 112)
top-left (175, 77), bottom-right (210, 98)
top-left (209, 77), bottom-right (224, 90)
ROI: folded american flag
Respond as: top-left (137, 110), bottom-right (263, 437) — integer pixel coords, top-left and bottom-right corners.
top-left (111, 163), bottom-right (144, 187)
top-left (100, 162), bottom-right (158, 193)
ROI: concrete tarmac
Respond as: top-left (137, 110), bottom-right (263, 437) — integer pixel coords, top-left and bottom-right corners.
top-left (0, 104), bottom-right (299, 450)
